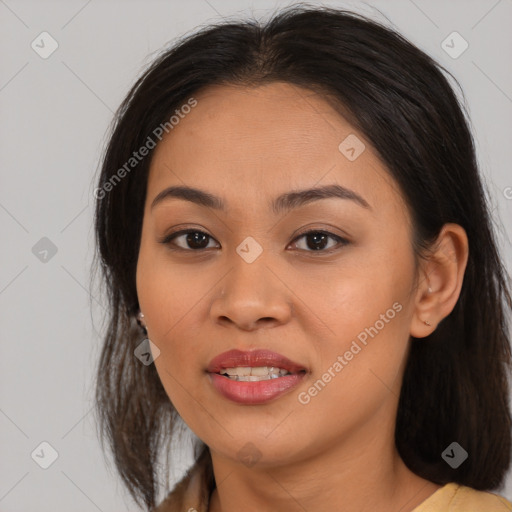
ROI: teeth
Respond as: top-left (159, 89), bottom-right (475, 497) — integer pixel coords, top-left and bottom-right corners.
top-left (219, 366), bottom-right (292, 381)
top-left (250, 366), bottom-right (278, 376)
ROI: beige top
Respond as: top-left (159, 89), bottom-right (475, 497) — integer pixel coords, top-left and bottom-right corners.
top-left (153, 450), bottom-right (512, 512)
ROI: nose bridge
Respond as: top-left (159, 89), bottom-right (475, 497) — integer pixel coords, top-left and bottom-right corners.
top-left (211, 241), bottom-right (292, 329)
top-left (227, 248), bottom-right (273, 299)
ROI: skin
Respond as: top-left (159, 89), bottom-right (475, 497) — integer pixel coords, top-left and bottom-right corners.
top-left (136, 82), bottom-right (469, 512)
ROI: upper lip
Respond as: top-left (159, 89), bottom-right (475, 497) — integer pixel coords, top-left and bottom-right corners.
top-left (207, 349), bottom-right (307, 374)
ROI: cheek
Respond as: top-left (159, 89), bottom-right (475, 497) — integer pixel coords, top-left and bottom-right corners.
top-left (324, 298), bottom-right (409, 379)
top-left (319, 253), bottom-right (412, 347)
top-left (304, 241), bottom-right (414, 412)
top-left (295, 306), bottom-right (411, 444)
top-left (136, 240), bottom-right (211, 335)
top-left (136, 245), bottom-right (213, 410)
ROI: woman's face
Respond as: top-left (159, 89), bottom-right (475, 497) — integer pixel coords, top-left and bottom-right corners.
top-left (136, 82), bottom-right (423, 466)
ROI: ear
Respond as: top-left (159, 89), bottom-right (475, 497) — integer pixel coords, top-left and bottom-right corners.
top-left (410, 223), bottom-right (469, 338)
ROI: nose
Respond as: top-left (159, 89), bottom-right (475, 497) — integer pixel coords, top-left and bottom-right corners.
top-left (210, 256), bottom-right (293, 331)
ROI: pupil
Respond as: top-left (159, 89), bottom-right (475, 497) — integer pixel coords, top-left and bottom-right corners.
top-left (308, 233), bottom-right (327, 250)
top-left (187, 232), bottom-right (209, 249)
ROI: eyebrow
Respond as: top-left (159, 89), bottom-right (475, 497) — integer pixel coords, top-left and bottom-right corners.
top-left (150, 183), bottom-right (371, 214)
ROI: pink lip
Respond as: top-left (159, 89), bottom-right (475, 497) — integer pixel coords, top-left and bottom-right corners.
top-left (206, 349), bottom-right (307, 405)
top-left (207, 349), bottom-right (306, 374)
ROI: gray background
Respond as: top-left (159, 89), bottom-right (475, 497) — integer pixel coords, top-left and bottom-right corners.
top-left (1, 0), bottom-right (511, 510)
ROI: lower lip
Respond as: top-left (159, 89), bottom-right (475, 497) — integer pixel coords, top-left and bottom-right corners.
top-left (208, 372), bottom-right (305, 404)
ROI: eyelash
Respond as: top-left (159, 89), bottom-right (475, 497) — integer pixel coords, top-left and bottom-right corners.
top-left (159, 228), bottom-right (349, 254)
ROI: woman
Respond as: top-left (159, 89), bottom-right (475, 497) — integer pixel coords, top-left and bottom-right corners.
top-left (93, 5), bottom-right (512, 511)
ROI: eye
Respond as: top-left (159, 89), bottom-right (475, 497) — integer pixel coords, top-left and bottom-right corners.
top-left (159, 229), bottom-right (349, 253)
top-left (289, 230), bottom-right (349, 253)
top-left (160, 230), bottom-right (219, 251)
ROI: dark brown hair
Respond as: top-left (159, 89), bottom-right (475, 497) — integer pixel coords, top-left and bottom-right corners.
top-left (92, 4), bottom-right (512, 510)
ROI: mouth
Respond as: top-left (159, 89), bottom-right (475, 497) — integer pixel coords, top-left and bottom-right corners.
top-left (206, 349), bottom-right (308, 404)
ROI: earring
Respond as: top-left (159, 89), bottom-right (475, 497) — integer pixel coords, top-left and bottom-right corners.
top-left (136, 310), bottom-right (148, 334)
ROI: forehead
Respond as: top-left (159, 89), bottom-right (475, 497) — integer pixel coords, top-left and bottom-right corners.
top-left (146, 82), bottom-right (407, 219)
top-left (152, 82), bottom-right (357, 167)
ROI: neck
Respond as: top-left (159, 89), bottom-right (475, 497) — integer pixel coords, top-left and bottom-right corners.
top-left (208, 416), bottom-right (441, 512)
